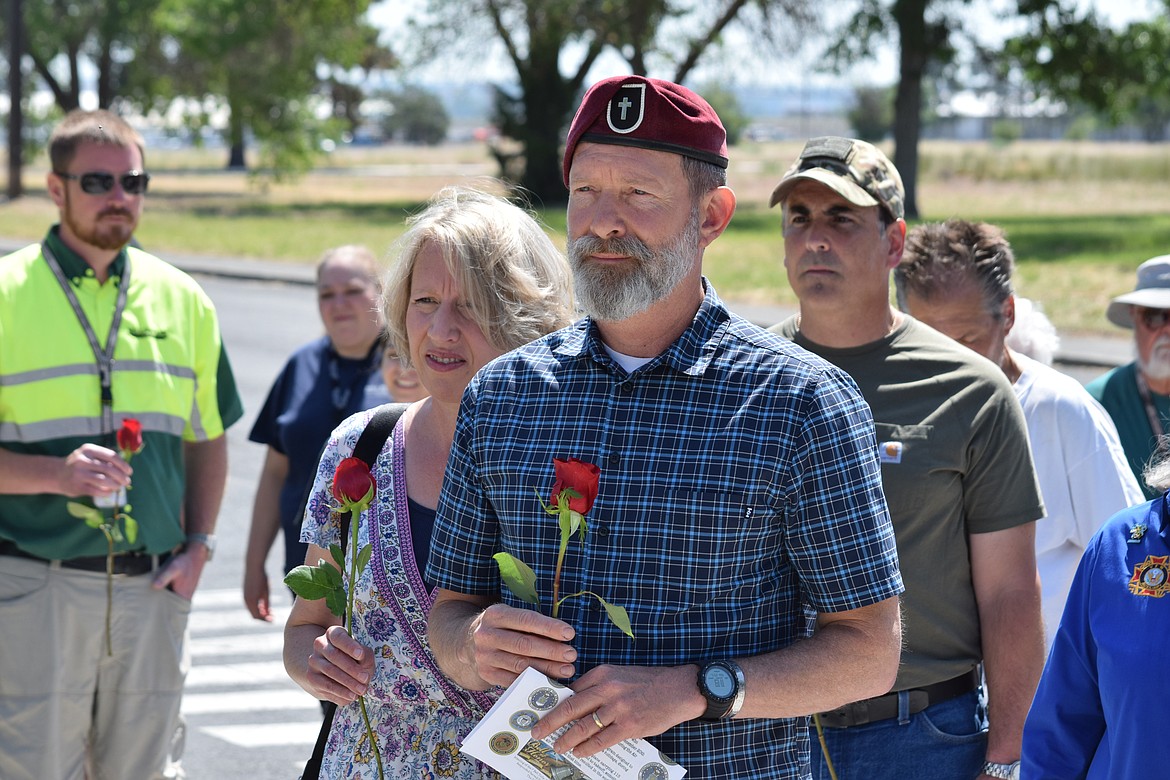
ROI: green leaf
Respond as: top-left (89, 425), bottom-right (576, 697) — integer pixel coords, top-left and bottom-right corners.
top-left (109, 526), bottom-right (125, 544)
top-left (596, 596), bottom-right (635, 640)
top-left (356, 543), bottom-right (372, 574)
top-left (84, 516), bottom-right (104, 530)
top-left (66, 501), bottom-right (102, 524)
top-left (123, 515), bottom-right (139, 545)
top-left (325, 587), bottom-right (348, 618)
top-left (329, 543), bottom-right (345, 570)
top-left (492, 552), bottom-right (539, 604)
top-left (558, 591), bottom-right (636, 640)
top-left (284, 562), bottom-right (346, 614)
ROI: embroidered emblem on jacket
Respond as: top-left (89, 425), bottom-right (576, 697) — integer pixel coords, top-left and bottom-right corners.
top-left (1129, 555), bottom-right (1170, 597)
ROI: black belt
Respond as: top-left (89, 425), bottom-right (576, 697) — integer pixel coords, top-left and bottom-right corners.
top-left (0, 540), bottom-right (171, 576)
top-left (817, 668), bottom-right (981, 728)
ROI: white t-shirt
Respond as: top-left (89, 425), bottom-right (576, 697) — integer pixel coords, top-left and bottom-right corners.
top-left (1014, 353), bottom-right (1145, 646)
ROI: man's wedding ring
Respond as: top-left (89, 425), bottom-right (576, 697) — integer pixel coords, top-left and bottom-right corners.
top-left (592, 711), bottom-right (605, 730)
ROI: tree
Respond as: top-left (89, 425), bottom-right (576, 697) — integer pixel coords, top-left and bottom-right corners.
top-left (826, 0), bottom-right (972, 220)
top-left (848, 85), bottom-right (895, 141)
top-left (409, 0), bottom-right (818, 205)
top-left (22, 0), bottom-right (163, 112)
top-left (11, 0), bottom-right (393, 178)
top-left (150, 0), bottom-right (384, 174)
top-left (379, 86), bottom-right (451, 144)
top-left (1007, 1), bottom-right (1170, 140)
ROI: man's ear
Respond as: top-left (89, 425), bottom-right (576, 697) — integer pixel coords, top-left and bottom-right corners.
top-left (1003, 294), bottom-right (1017, 335)
top-left (697, 186), bottom-right (737, 249)
top-left (46, 172), bottom-right (66, 209)
top-left (884, 218), bottom-right (907, 270)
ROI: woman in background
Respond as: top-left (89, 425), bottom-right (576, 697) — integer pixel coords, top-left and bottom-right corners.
top-left (244, 245), bottom-right (392, 621)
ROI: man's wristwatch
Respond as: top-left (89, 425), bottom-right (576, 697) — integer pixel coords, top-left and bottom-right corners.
top-left (697, 660), bottom-right (745, 721)
top-left (981, 760), bottom-right (1020, 780)
top-left (186, 533), bottom-right (216, 561)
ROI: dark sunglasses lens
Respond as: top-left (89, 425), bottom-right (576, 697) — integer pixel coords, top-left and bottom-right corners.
top-left (75, 172), bottom-right (149, 194)
top-left (79, 173), bottom-right (115, 194)
top-left (122, 173), bottom-right (149, 194)
top-left (1141, 309), bottom-right (1170, 329)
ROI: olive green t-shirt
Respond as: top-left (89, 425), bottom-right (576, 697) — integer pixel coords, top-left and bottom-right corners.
top-left (771, 316), bottom-right (1044, 690)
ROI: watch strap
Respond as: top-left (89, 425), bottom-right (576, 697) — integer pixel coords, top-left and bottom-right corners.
top-left (186, 532), bottom-right (216, 560)
top-left (981, 760), bottom-right (1020, 780)
top-left (698, 660), bottom-right (746, 721)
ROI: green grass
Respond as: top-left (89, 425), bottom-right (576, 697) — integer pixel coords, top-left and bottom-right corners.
top-left (2, 139), bottom-right (1166, 336)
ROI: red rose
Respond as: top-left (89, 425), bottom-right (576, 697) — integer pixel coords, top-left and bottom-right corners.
top-left (551, 457), bottom-right (600, 515)
top-left (116, 418), bottom-right (144, 458)
top-left (333, 457), bottom-right (376, 510)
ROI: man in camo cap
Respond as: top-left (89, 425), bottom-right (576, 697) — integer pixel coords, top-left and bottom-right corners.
top-left (769, 136), bottom-right (1045, 780)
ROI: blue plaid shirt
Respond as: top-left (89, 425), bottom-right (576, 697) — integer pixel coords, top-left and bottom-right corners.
top-left (429, 282), bottom-right (903, 779)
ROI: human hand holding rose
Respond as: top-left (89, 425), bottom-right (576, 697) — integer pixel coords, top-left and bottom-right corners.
top-left (66, 418), bottom-right (144, 655)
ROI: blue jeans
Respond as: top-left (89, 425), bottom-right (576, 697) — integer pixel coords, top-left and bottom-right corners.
top-left (810, 690), bottom-right (987, 780)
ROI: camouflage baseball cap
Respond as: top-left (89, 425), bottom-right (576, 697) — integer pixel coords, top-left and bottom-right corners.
top-left (768, 136), bottom-right (905, 221)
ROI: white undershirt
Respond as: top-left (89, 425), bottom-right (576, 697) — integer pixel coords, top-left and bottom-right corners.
top-left (603, 344), bottom-right (655, 373)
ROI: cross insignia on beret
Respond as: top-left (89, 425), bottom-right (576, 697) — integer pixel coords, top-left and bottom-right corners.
top-left (607, 83), bottom-right (646, 134)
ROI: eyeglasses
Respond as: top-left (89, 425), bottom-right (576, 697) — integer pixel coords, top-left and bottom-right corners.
top-left (55, 170), bottom-right (151, 195)
top-left (1136, 307), bottom-right (1170, 330)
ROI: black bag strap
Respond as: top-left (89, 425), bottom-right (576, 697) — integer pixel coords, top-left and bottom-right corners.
top-left (351, 402), bottom-right (409, 471)
top-left (299, 403), bottom-right (408, 780)
top-left (340, 403), bottom-right (409, 552)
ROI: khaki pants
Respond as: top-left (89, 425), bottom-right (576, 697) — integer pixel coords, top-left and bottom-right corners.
top-left (0, 555), bottom-right (191, 780)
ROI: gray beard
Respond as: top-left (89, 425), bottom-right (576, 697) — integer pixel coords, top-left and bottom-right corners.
top-left (569, 210), bottom-right (700, 322)
top-left (1141, 336), bottom-right (1170, 382)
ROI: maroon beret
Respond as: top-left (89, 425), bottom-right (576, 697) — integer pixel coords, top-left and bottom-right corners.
top-left (562, 75), bottom-right (729, 186)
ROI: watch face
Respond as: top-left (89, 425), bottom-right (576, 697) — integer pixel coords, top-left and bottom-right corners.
top-left (705, 666), bottom-right (735, 698)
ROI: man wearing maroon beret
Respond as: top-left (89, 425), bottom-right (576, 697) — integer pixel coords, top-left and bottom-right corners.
top-left (428, 76), bottom-right (905, 779)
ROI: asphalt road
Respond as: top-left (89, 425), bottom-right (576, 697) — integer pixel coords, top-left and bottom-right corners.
top-left (182, 275), bottom-right (324, 780)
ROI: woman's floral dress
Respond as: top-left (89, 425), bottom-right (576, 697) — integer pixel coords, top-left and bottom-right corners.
top-left (301, 408), bottom-right (499, 779)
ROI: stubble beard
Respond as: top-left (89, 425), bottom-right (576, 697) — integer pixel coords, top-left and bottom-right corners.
top-left (569, 208), bottom-right (701, 322)
top-left (63, 191), bottom-right (137, 252)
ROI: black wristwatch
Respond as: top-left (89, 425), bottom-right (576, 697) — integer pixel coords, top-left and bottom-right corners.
top-left (697, 660), bottom-right (746, 721)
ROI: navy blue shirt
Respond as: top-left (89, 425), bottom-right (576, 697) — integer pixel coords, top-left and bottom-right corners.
top-left (250, 336), bottom-right (391, 573)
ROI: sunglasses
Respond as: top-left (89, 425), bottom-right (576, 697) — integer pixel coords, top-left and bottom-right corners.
top-left (56, 170), bottom-right (151, 195)
top-left (1136, 307), bottom-right (1170, 330)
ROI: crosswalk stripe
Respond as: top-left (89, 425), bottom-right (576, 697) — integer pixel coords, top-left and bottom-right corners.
top-left (183, 586), bottom-right (322, 753)
top-left (201, 721), bottom-right (321, 748)
top-left (183, 690), bottom-right (319, 715)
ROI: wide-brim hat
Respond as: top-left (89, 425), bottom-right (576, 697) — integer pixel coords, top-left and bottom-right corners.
top-left (1107, 255), bottom-right (1170, 328)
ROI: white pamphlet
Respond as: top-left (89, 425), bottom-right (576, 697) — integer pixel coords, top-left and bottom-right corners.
top-left (461, 666), bottom-right (686, 780)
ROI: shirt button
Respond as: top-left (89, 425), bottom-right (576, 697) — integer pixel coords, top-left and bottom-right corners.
top-left (596, 524), bottom-right (609, 538)
top-left (608, 453), bottom-right (620, 467)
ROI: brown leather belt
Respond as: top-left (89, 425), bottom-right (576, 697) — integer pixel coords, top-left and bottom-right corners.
top-left (817, 668), bottom-right (981, 728)
top-left (0, 539), bottom-right (171, 576)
